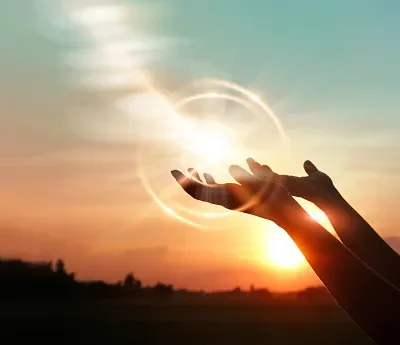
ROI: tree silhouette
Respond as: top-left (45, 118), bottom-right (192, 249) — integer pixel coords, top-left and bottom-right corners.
top-left (123, 273), bottom-right (135, 287)
top-left (55, 259), bottom-right (66, 275)
top-left (154, 283), bottom-right (173, 298)
top-left (123, 273), bottom-right (142, 291)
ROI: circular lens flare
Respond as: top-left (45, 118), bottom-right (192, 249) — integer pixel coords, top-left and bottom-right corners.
top-left (136, 78), bottom-right (290, 230)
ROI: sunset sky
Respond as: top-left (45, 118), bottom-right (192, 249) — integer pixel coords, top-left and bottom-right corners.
top-left (0, 0), bottom-right (399, 291)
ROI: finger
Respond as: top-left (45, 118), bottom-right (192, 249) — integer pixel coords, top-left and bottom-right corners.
top-left (246, 158), bottom-right (264, 176)
top-left (229, 165), bottom-right (255, 186)
top-left (188, 168), bottom-right (202, 182)
top-left (303, 160), bottom-right (319, 176)
top-left (171, 170), bottom-right (190, 187)
top-left (204, 173), bottom-right (217, 185)
top-left (225, 183), bottom-right (253, 211)
top-left (246, 158), bottom-right (275, 178)
top-left (262, 165), bottom-right (273, 173)
top-left (172, 170), bottom-right (208, 202)
top-left (171, 169), bottom-right (196, 191)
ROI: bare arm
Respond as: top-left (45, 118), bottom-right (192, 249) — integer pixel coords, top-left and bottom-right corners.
top-left (171, 164), bottom-right (400, 344)
top-left (279, 207), bottom-right (400, 345)
top-left (316, 190), bottom-right (400, 288)
top-left (248, 159), bottom-right (400, 288)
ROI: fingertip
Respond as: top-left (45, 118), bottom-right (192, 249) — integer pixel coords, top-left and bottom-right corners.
top-left (228, 165), bottom-right (239, 181)
top-left (204, 173), bottom-right (216, 185)
top-left (228, 164), bottom-right (240, 175)
top-left (262, 164), bottom-right (272, 172)
top-left (188, 168), bottom-right (202, 182)
top-left (247, 157), bottom-right (261, 166)
top-left (303, 160), bottom-right (318, 175)
top-left (247, 157), bottom-right (264, 169)
top-left (304, 160), bottom-right (315, 168)
top-left (229, 165), bottom-right (253, 184)
top-left (246, 157), bottom-right (255, 164)
top-left (170, 170), bottom-right (185, 181)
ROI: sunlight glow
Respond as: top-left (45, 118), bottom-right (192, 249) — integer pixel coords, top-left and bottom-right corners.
top-left (266, 226), bottom-right (305, 269)
top-left (264, 208), bottom-right (333, 270)
top-left (71, 4), bottom-right (127, 26)
top-left (309, 209), bottom-right (329, 224)
top-left (136, 78), bottom-right (290, 230)
top-left (187, 122), bottom-right (234, 163)
top-left (299, 201), bottom-right (335, 234)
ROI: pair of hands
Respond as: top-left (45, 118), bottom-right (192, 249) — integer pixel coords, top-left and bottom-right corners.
top-left (171, 158), bottom-right (340, 226)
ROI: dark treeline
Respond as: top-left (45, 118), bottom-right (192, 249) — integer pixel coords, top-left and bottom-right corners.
top-left (0, 258), bottom-right (335, 305)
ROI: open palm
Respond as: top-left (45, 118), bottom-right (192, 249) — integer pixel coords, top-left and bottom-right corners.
top-left (247, 159), bottom-right (342, 207)
top-left (171, 162), bottom-right (298, 223)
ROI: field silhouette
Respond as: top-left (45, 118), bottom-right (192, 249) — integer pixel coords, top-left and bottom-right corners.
top-left (0, 258), bottom-right (373, 344)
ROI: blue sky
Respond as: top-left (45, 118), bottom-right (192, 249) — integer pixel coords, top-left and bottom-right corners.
top-left (151, 0), bottom-right (400, 230)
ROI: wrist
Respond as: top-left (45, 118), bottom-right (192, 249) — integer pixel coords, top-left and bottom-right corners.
top-left (276, 205), bottom-right (329, 241)
top-left (273, 200), bottom-right (310, 231)
top-left (315, 186), bottom-right (347, 211)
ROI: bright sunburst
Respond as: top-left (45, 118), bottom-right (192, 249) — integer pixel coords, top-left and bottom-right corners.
top-left (186, 121), bottom-right (236, 164)
top-left (264, 207), bottom-right (333, 269)
top-left (265, 225), bottom-right (305, 269)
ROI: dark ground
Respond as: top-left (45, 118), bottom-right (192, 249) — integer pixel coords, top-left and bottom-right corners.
top-left (0, 299), bottom-right (374, 345)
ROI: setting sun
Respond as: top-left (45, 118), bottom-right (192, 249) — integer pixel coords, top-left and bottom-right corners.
top-left (263, 207), bottom-right (334, 269)
top-left (266, 226), bottom-right (305, 269)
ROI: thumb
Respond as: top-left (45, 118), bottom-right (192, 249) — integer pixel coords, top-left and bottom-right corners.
top-left (229, 165), bottom-right (254, 186)
top-left (303, 160), bottom-right (319, 176)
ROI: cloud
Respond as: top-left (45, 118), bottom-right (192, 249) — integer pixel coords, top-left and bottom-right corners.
top-left (0, 0), bottom-right (172, 155)
top-left (0, 0), bottom-right (186, 225)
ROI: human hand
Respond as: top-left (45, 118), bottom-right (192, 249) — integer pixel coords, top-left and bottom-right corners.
top-left (246, 159), bottom-right (342, 207)
top-left (170, 162), bottom-right (301, 225)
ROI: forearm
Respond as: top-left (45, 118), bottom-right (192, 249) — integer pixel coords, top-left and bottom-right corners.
top-left (317, 191), bottom-right (400, 288)
top-left (276, 208), bottom-right (400, 345)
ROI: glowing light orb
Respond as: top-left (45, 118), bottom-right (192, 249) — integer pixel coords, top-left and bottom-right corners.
top-left (136, 78), bottom-right (290, 230)
top-left (187, 121), bottom-right (235, 163)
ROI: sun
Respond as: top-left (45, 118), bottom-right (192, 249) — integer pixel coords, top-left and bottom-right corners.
top-left (263, 207), bottom-right (334, 269)
top-left (266, 226), bottom-right (305, 269)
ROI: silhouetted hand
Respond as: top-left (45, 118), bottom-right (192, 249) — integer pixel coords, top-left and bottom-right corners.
top-left (246, 159), bottom-right (342, 207)
top-left (172, 160), bottom-right (400, 345)
top-left (171, 161), bottom-right (301, 225)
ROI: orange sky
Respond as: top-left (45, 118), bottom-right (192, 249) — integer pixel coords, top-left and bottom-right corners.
top-left (1, 0), bottom-right (400, 292)
top-left (0, 143), bottom-right (398, 291)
